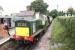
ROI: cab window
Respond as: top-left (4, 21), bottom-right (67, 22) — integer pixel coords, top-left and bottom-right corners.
top-left (15, 20), bottom-right (28, 27)
top-left (17, 23), bottom-right (26, 27)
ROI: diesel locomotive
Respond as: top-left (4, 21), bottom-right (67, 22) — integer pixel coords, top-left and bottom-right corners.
top-left (11, 15), bottom-right (50, 44)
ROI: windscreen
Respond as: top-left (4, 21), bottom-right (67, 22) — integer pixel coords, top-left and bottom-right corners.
top-left (15, 20), bottom-right (27, 27)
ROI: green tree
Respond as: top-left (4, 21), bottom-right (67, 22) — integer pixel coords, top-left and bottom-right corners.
top-left (58, 11), bottom-right (65, 16)
top-left (49, 9), bottom-right (58, 19)
top-left (73, 10), bottom-right (75, 15)
top-left (67, 7), bottom-right (74, 16)
top-left (30, 0), bottom-right (48, 14)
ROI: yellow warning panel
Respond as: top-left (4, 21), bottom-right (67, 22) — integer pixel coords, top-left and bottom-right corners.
top-left (16, 27), bottom-right (29, 36)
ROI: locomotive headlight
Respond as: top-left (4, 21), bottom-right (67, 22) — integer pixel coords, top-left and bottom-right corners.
top-left (15, 35), bottom-right (21, 39)
top-left (15, 36), bottom-right (19, 38)
top-left (24, 36), bottom-right (28, 40)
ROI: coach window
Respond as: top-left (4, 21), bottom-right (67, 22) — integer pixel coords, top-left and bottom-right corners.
top-left (33, 22), bottom-right (36, 33)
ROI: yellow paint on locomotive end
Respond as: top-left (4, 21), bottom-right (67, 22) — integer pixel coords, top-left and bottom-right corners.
top-left (16, 27), bottom-right (29, 36)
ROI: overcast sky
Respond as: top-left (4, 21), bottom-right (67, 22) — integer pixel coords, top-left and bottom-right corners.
top-left (0, 0), bottom-right (75, 15)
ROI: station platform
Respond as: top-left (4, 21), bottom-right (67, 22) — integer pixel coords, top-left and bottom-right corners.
top-left (0, 28), bottom-right (15, 45)
top-left (0, 36), bottom-right (11, 45)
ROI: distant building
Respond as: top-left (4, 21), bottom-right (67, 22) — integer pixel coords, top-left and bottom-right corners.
top-left (11, 5), bottom-right (46, 19)
top-left (16, 11), bottom-right (35, 17)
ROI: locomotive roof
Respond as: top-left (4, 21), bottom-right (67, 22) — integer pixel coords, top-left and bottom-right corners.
top-left (0, 16), bottom-right (40, 22)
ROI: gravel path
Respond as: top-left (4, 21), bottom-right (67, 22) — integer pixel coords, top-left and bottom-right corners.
top-left (33, 25), bottom-right (52, 50)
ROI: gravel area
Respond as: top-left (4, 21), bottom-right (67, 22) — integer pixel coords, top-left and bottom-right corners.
top-left (33, 25), bottom-right (52, 50)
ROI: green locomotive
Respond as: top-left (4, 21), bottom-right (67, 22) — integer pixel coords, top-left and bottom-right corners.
top-left (11, 15), bottom-right (50, 43)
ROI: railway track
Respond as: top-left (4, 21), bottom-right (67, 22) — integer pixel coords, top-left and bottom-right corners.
top-left (0, 40), bottom-right (35, 50)
top-left (0, 40), bottom-right (14, 50)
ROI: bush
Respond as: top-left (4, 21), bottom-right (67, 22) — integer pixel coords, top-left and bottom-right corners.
top-left (51, 17), bottom-right (75, 50)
